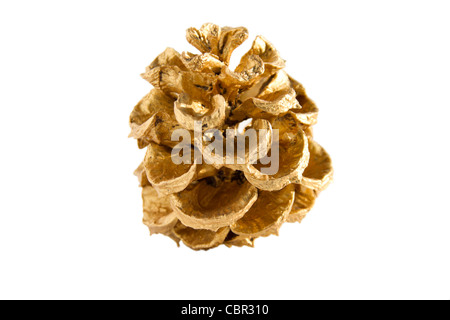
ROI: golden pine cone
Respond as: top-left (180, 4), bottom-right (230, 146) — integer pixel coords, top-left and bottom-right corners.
top-left (129, 23), bottom-right (333, 250)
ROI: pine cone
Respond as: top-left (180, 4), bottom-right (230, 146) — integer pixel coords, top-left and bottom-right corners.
top-left (129, 23), bottom-right (333, 250)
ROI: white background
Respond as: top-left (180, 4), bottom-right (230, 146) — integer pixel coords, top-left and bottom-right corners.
top-left (0, 0), bottom-right (449, 300)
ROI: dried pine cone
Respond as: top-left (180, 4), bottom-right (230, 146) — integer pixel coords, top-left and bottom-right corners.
top-left (129, 23), bottom-right (333, 250)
